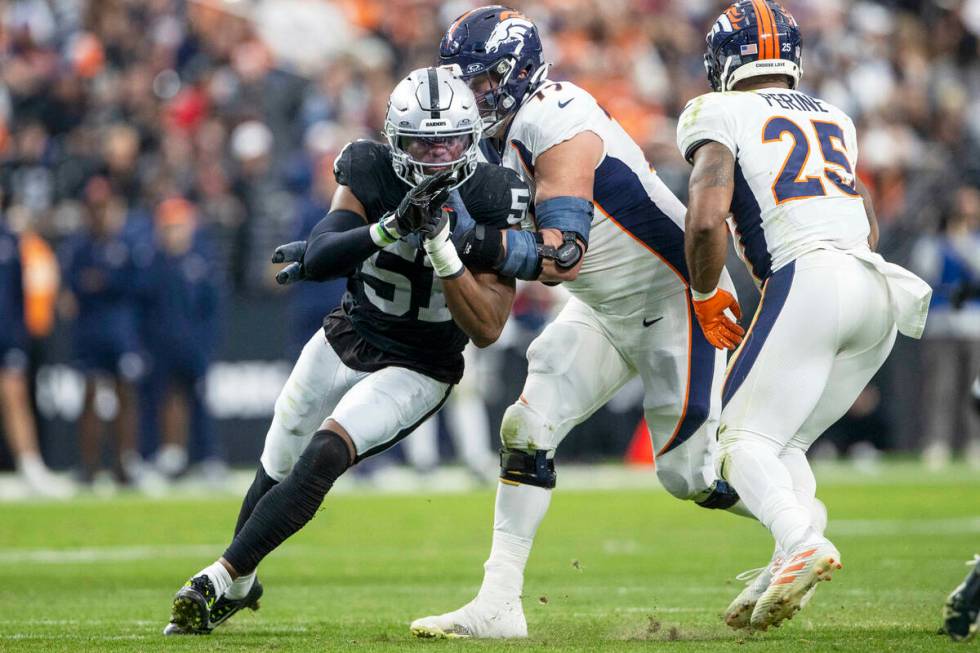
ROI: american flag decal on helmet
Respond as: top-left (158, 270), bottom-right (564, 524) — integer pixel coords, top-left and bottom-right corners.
top-left (740, 43), bottom-right (758, 55)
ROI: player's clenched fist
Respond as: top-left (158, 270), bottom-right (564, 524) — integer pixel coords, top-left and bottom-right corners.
top-left (691, 287), bottom-right (744, 350)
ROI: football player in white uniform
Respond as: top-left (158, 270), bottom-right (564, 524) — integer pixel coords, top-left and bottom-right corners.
top-left (677, 0), bottom-right (932, 631)
top-left (412, 6), bottom-right (748, 639)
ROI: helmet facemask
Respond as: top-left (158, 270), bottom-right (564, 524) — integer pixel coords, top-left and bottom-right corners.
top-left (385, 123), bottom-right (481, 191)
top-left (454, 58), bottom-right (550, 137)
top-left (464, 59), bottom-right (518, 137)
top-left (383, 67), bottom-right (484, 191)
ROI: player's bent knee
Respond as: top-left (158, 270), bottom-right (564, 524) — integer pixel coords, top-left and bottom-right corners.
top-left (715, 433), bottom-right (781, 482)
top-left (500, 400), bottom-right (553, 451)
top-left (655, 466), bottom-right (699, 501)
top-left (500, 448), bottom-right (556, 489)
top-left (295, 430), bottom-right (353, 497)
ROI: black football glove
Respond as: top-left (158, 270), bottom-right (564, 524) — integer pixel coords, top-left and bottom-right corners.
top-left (377, 169), bottom-right (456, 241)
top-left (272, 240), bottom-right (307, 285)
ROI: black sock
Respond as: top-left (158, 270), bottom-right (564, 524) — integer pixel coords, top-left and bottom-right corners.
top-left (223, 430), bottom-right (351, 575)
top-left (234, 466), bottom-right (279, 536)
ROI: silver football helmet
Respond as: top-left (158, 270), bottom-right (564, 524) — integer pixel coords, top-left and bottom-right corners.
top-left (383, 67), bottom-right (483, 191)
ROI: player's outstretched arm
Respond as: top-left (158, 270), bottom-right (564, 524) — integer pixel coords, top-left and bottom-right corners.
top-left (273, 185), bottom-right (374, 284)
top-left (855, 178), bottom-right (879, 251)
top-left (531, 131), bottom-right (603, 283)
top-left (685, 141), bottom-right (744, 350)
top-left (421, 211), bottom-right (516, 348)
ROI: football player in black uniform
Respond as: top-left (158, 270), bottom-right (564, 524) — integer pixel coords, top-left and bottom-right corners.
top-left (164, 67), bottom-right (529, 635)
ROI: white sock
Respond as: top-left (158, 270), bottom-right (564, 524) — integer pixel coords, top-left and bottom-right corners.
top-left (198, 561), bottom-right (232, 597)
top-left (16, 452), bottom-right (48, 478)
top-left (225, 571), bottom-right (255, 600)
top-left (780, 448), bottom-right (827, 536)
top-left (448, 396), bottom-right (495, 469)
top-left (478, 481), bottom-right (552, 602)
top-left (724, 438), bottom-right (812, 554)
top-left (403, 417), bottom-right (439, 471)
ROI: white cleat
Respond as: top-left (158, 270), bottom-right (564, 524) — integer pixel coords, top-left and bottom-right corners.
top-left (20, 466), bottom-right (76, 500)
top-left (725, 550), bottom-right (783, 630)
top-left (725, 551), bottom-right (818, 630)
top-left (750, 538), bottom-right (842, 631)
top-left (410, 595), bottom-right (527, 639)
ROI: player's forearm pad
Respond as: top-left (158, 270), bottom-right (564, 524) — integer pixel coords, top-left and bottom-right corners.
top-left (498, 229), bottom-right (542, 280)
top-left (535, 196), bottom-right (594, 246)
top-left (455, 224), bottom-right (504, 270)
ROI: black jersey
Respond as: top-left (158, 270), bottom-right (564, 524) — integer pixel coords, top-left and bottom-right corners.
top-left (324, 140), bottom-right (528, 384)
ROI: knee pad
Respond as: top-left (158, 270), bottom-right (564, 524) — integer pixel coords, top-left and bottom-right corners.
top-left (500, 448), bottom-right (556, 489)
top-left (500, 400), bottom-right (551, 451)
top-left (299, 430), bottom-right (352, 485)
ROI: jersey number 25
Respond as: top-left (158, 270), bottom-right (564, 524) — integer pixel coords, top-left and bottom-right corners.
top-left (763, 117), bottom-right (861, 204)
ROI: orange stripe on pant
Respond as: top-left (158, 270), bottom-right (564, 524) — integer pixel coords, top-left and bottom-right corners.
top-left (593, 202), bottom-right (698, 457)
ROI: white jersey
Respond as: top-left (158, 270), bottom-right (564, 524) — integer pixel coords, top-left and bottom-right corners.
top-left (677, 88), bottom-right (870, 283)
top-left (487, 80), bottom-right (692, 316)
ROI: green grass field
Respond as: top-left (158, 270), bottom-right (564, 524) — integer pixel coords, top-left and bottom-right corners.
top-left (0, 462), bottom-right (977, 652)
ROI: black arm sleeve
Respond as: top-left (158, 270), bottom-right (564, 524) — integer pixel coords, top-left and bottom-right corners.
top-left (302, 208), bottom-right (377, 281)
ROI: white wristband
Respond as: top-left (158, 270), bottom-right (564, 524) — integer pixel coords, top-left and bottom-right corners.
top-left (370, 218), bottom-right (399, 248)
top-left (691, 287), bottom-right (719, 302)
top-left (424, 232), bottom-right (464, 279)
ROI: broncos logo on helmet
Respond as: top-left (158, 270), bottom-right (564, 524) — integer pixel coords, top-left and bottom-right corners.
top-left (485, 14), bottom-right (534, 55)
top-left (704, 0), bottom-right (802, 93)
top-left (724, 4), bottom-right (749, 29)
top-left (439, 6), bottom-right (549, 137)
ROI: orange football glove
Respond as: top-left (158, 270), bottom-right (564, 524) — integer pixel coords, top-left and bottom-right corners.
top-left (691, 288), bottom-right (745, 350)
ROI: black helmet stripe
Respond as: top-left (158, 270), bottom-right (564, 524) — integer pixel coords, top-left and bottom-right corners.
top-left (427, 68), bottom-right (441, 119)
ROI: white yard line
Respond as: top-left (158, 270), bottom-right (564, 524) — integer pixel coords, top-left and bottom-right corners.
top-left (0, 544), bottom-right (222, 564)
top-left (2, 516), bottom-right (977, 566)
top-left (829, 516), bottom-right (980, 536)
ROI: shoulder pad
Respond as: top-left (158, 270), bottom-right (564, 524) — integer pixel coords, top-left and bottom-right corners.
top-left (676, 92), bottom-right (739, 163)
top-left (333, 140), bottom-right (403, 222)
top-left (333, 140), bottom-right (390, 187)
top-left (459, 164), bottom-right (531, 228)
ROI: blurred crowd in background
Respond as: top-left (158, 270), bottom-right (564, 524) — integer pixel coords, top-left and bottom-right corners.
top-left (0, 0), bottom-right (978, 498)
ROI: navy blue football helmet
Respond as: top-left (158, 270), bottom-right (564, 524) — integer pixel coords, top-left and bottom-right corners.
top-left (704, 1), bottom-right (803, 92)
top-left (439, 6), bottom-right (549, 136)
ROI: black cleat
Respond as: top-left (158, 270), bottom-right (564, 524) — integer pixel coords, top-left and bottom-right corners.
top-left (168, 574), bottom-right (218, 634)
top-left (209, 578), bottom-right (264, 630)
top-left (943, 555), bottom-right (980, 642)
top-left (164, 578), bottom-right (263, 635)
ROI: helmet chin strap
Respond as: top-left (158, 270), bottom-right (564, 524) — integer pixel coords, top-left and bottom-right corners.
top-left (483, 60), bottom-right (551, 136)
top-left (720, 56), bottom-right (736, 92)
top-left (527, 61), bottom-right (551, 92)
